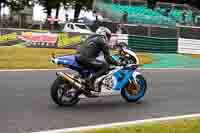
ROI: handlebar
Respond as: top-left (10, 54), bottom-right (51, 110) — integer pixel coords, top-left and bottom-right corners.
top-left (117, 55), bottom-right (142, 69)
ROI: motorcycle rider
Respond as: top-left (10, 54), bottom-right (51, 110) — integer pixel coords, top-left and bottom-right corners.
top-left (76, 27), bottom-right (121, 93)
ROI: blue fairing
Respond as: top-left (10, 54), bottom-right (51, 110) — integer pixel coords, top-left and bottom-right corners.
top-left (112, 55), bottom-right (120, 62)
top-left (56, 55), bottom-right (80, 68)
top-left (55, 55), bottom-right (95, 76)
top-left (112, 69), bottom-right (133, 91)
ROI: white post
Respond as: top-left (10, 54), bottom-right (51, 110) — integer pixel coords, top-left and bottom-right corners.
top-left (0, 3), bottom-right (2, 26)
top-left (147, 25), bottom-right (151, 37)
top-left (92, 0), bottom-right (96, 11)
top-left (40, 21), bottom-right (42, 30)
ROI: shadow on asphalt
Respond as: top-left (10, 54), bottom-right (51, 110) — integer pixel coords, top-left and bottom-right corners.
top-left (48, 96), bottom-right (150, 112)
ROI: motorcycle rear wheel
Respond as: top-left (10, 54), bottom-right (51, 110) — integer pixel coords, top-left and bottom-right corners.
top-left (51, 76), bottom-right (80, 107)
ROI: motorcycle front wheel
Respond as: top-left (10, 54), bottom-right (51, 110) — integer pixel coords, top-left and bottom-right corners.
top-left (50, 76), bottom-right (80, 107)
top-left (121, 75), bottom-right (147, 102)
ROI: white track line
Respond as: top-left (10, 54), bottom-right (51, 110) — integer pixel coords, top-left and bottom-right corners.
top-left (1, 68), bottom-right (200, 72)
top-left (31, 113), bottom-right (200, 133)
top-left (3, 68), bottom-right (200, 133)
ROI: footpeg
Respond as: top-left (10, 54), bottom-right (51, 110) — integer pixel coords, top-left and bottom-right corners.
top-left (84, 92), bottom-right (99, 98)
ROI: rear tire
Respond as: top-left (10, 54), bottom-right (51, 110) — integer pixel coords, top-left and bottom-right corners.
top-left (121, 75), bottom-right (147, 102)
top-left (51, 76), bottom-right (80, 107)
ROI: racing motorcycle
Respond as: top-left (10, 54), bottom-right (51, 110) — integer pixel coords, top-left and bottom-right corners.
top-left (50, 47), bottom-right (147, 106)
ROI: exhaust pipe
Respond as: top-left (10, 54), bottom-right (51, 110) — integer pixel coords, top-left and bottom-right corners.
top-left (57, 72), bottom-right (83, 89)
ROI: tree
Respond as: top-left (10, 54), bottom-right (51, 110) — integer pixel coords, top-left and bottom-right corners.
top-left (39, 0), bottom-right (55, 17)
top-left (37, 0), bottom-right (93, 21)
top-left (147, 0), bottom-right (157, 9)
top-left (189, 0), bottom-right (200, 9)
top-left (73, 0), bottom-right (93, 22)
top-left (0, 0), bottom-right (8, 23)
top-left (7, 0), bottom-right (33, 13)
top-left (38, 0), bottom-right (69, 19)
top-left (0, 0), bottom-right (33, 26)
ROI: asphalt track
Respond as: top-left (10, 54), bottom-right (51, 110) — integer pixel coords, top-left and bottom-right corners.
top-left (1, 69), bottom-right (200, 133)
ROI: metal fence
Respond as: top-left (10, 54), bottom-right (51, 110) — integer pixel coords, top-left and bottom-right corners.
top-left (1, 18), bottom-right (200, 40)
top-left (89, 21), bottom-right (200, 39)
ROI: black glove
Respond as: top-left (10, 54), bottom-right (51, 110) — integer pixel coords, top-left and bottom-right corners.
top-left (115, 61), bottom-right (121, 66)
top-left (116, 61), bottom-right (126, 66)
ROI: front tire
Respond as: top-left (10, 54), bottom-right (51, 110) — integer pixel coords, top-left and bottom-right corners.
top-left (51, 76), bottom-right (80, 107)
top-left (121, 75), bottom-right (147, 102)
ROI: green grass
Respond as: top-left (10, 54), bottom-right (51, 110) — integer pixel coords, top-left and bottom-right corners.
top-left (31, 29), bottom-right (49, 33)
top-left (74, 118), bottom-right (200, 133)
top-left (180, 53), bottom-right (200, 59)
top-left (0, 46), bottom-right (152, 69)
top-left (189, 54), bottom-right (200, 58)
top-left (0, 46), bottom-right (76, 69)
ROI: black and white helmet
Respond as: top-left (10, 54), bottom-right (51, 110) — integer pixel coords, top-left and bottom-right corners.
top-left (96, 27), bottom-right (112, 42)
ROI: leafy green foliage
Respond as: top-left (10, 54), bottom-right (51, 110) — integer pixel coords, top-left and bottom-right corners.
top-left (189, 0), bottom-right (200, 9)
top-left (1, 0), bottom-right (94, 20)
top-left (2, 0), bottom-right (34, 12)
top-left (37, 0), bottom-right (93, 20)
top-left (147, 0), bottom-right (157, 9)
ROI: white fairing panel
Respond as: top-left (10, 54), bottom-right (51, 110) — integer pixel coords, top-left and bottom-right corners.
top-left (123, 48), bottom-right (139, 64)
top-left (132, 71), bottom-right (141, 82)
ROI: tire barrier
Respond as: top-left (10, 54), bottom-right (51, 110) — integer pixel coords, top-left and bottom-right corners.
top-left (25, 41), bottom-right (57, 48)
top-left (18, 32), bottom-right (83, 48)
top-left (0, 29), bottom-right (85, 48)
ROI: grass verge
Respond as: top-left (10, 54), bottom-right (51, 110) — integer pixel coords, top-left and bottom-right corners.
top-left (190, 54), bottom-right (200, 58)
top-left (0, 47), bottom-right (76, 69)
top-left (137, 53), bottom-right (153, 65)
top-left (180, 53), bottom-right (200, 58)
top-left (74, 118), bottom-right (200, 133)
top-left (30, 29), bottom-right (49, 33)
top-left (0, 47), bottom-right (152, 69)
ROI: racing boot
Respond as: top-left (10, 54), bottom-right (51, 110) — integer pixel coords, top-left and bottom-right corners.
top-left (84, 76), bottom-right (98, 97)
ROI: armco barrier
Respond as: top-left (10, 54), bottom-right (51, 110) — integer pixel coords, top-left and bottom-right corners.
top-left (178, 38), bottom-right (200, 54)
top-left (128, 35), bottom-right (178, 53)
